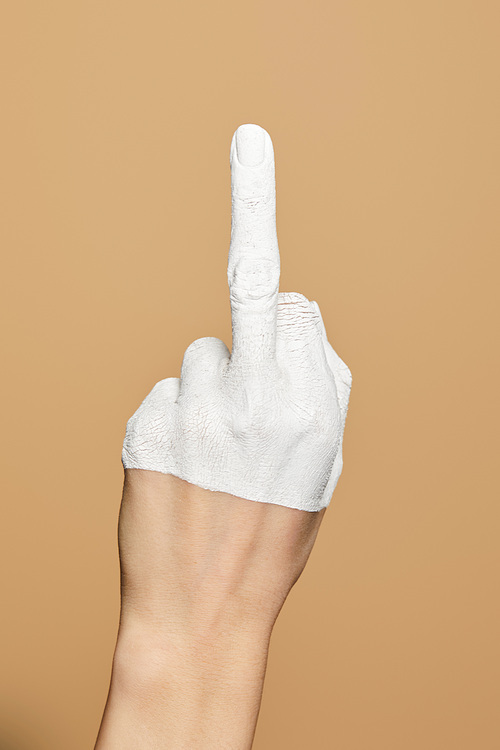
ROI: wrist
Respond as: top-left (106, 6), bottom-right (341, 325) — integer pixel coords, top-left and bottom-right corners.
top-left (112, 615), bottom-right (272, 694)
top-left (100, 618), bottom-right (271, 750)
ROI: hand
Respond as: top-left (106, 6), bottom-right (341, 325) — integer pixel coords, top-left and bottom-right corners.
top-left (95, 124), bottom-right (352, 750)
top-left (122, 123), bottom-right (352, 512)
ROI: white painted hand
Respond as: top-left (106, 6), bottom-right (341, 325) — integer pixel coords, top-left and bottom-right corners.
top-left (122, 124), bottom-right (351, 511)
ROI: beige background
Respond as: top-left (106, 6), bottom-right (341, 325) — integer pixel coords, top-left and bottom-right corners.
top-left (1, 1), bottom-right (499, 748)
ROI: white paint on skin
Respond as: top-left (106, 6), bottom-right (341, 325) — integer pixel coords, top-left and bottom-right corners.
top-left (122, 124), bottom-right (352, 512)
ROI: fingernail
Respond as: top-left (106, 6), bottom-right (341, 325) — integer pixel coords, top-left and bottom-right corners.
top-left (235, 124), bottom-right (266, 166)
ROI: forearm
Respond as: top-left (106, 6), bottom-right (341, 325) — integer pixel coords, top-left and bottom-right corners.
top-left (95, 617), bottom-right (272, 750)
top-left (95, 122), bottom-right (350, 749)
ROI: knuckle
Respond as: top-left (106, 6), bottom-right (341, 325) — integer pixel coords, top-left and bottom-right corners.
top-left (184, 337), bottom-right (211, 357)
top-left (229, 257), bottom-right (280, 303)
top-left (234, 192), bottom-right (272, 211)
top-left (181, 338), bottom-right (229, 386)
top-left (277, 291), bottom-right (311, 309)
top-left (181, 338), bottom-right (211, 374)
top-left (277, 293), bottom-right (319, 334)
top-left (183, 337), bottom-right (228, 363)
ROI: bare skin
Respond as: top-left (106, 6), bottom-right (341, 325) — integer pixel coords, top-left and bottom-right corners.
top-left (94, 470), bottom-right (325, 749)
top-left (95, 123), bottom-right (347, 748)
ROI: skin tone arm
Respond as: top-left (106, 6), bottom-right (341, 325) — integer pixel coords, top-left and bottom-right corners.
top-left (94, 471), bottom-right (324, 749)
top-left (94, 123), bottom-right (351, 749)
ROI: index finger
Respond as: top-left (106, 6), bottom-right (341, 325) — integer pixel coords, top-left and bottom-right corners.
top-left (227, 124), bottom-right (280, 368)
